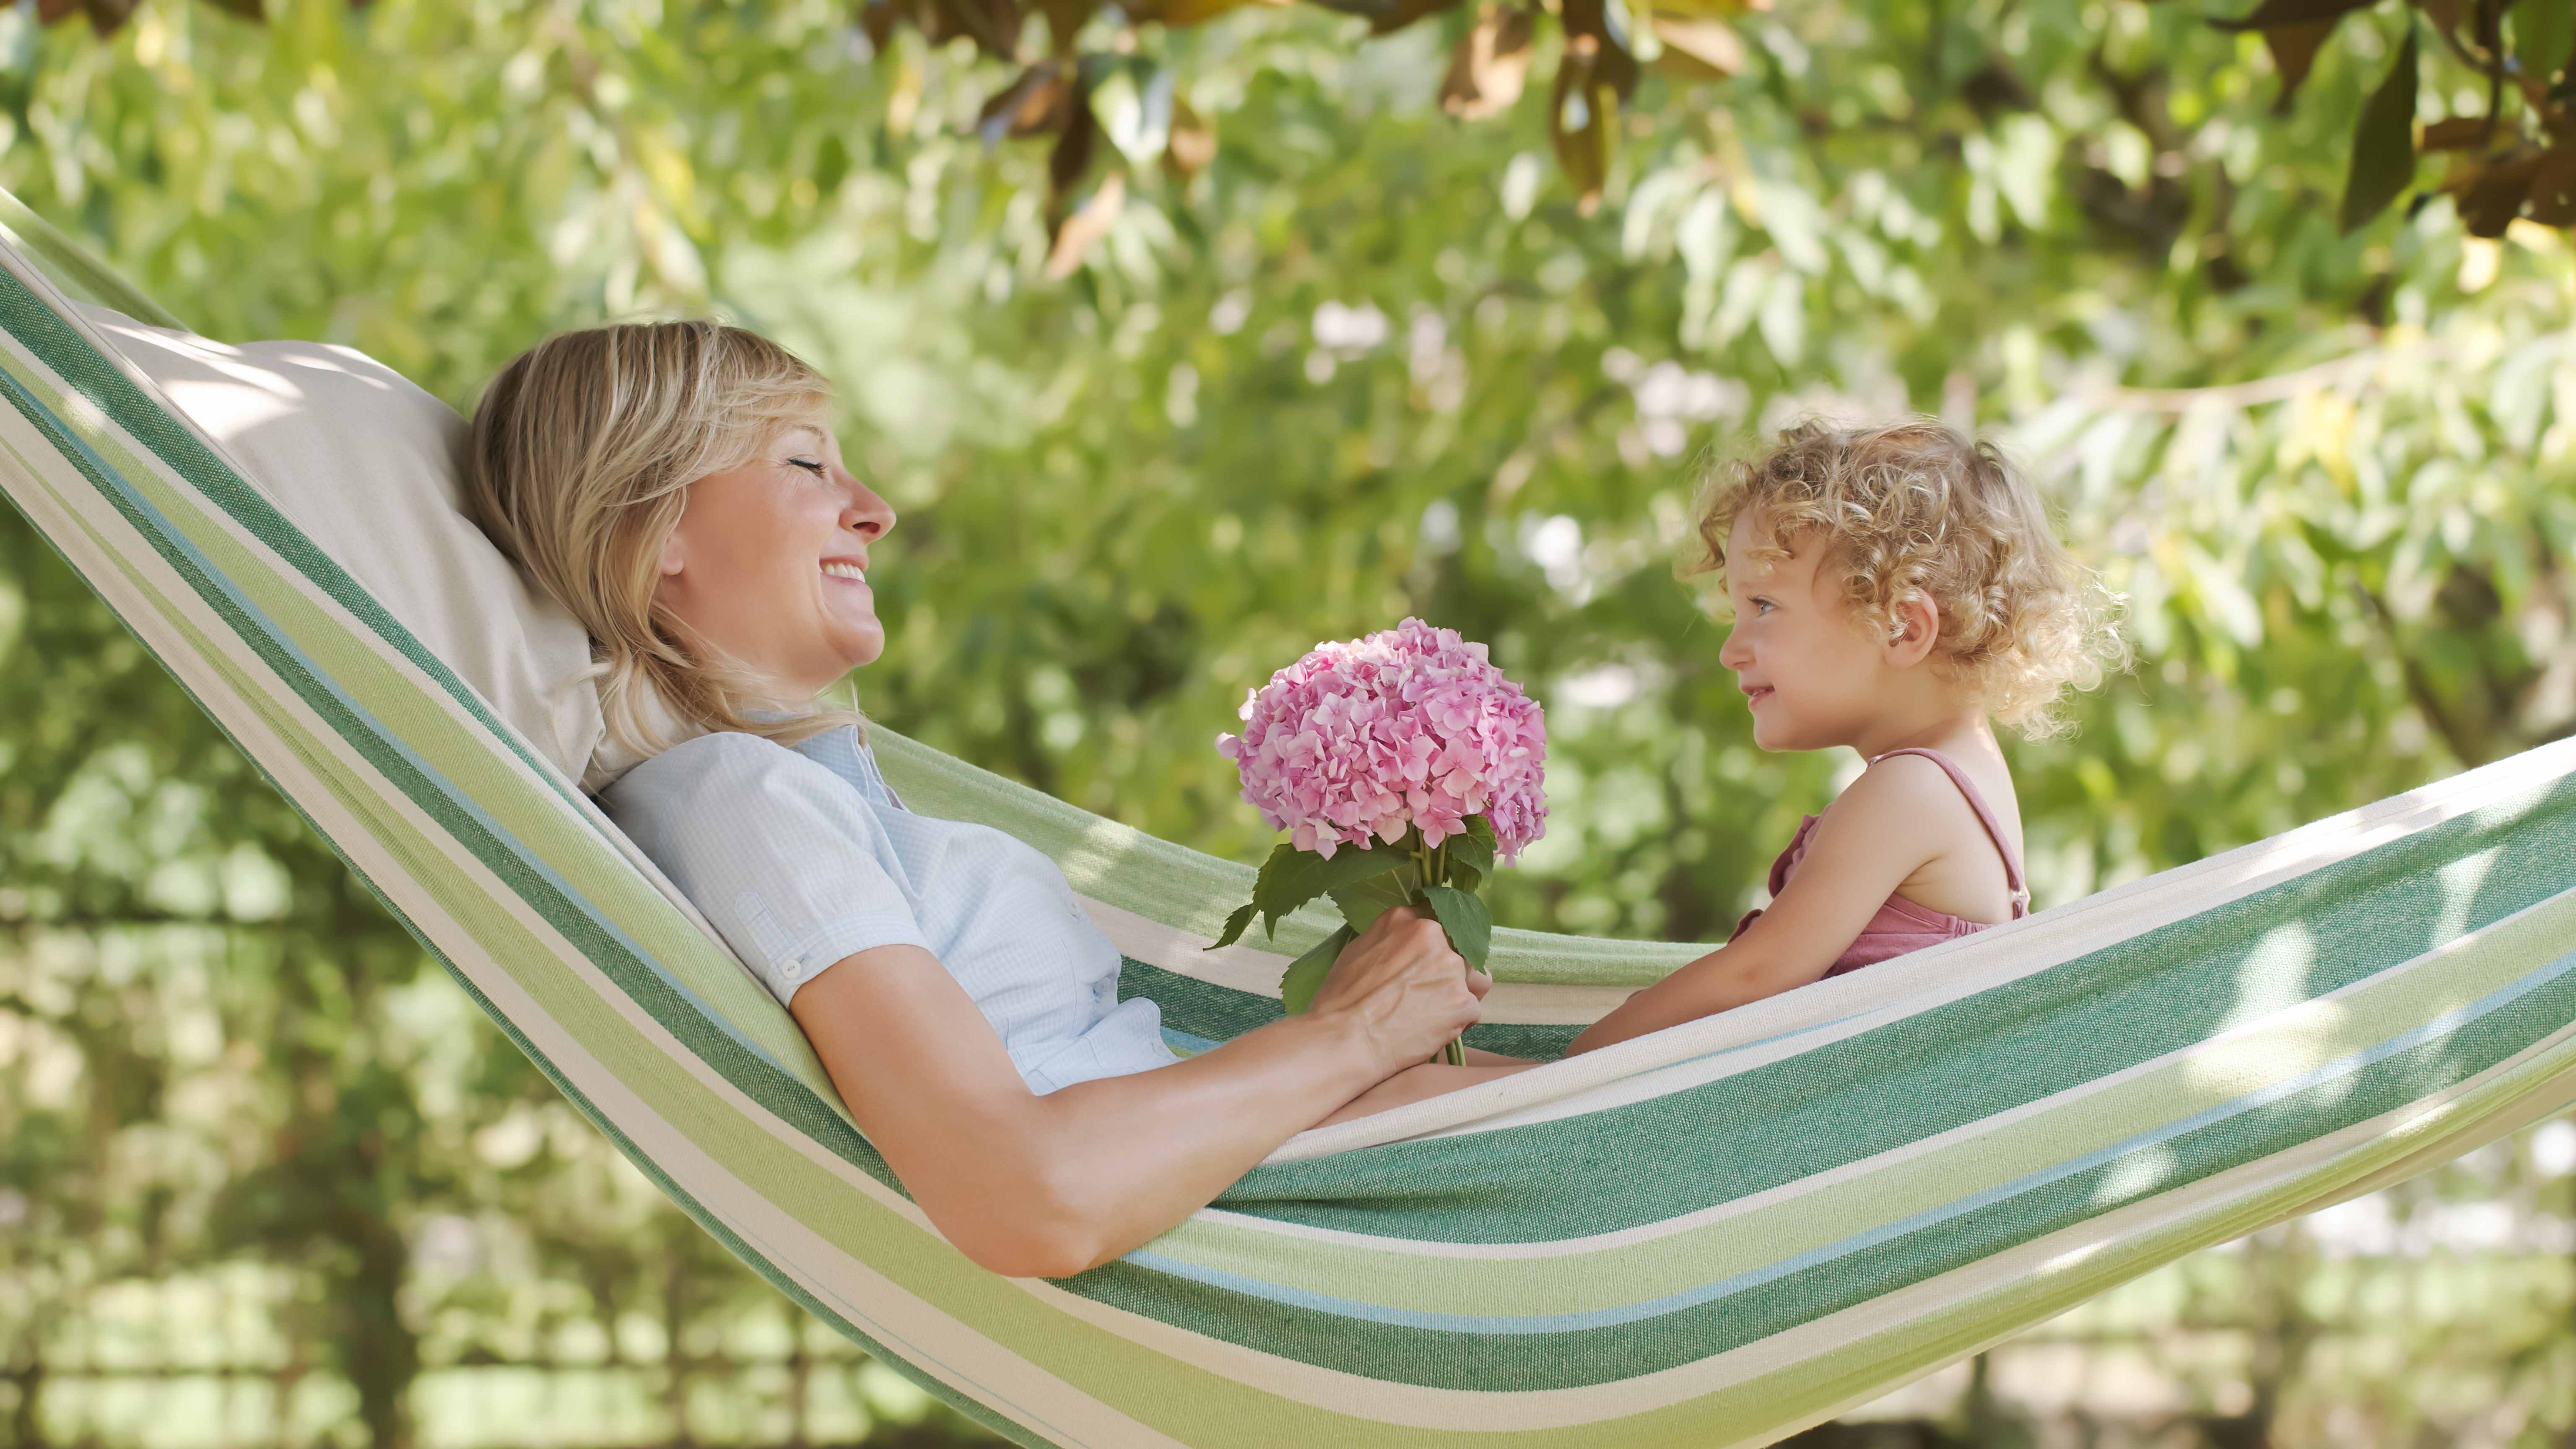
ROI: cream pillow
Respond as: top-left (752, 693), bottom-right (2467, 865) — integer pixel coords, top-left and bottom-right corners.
top-left (76, 304), bottom-right (608, 785)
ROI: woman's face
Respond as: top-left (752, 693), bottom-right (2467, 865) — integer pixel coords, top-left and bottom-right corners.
top-left (654, 423), bottom-right (896, 700)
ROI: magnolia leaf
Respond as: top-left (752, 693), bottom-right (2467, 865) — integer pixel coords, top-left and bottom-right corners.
top-left (1303, 0), bottom-right (1403, 19)
top-left (1047, 83), bottom-right (1098, 196)
top-left (860, 0), bottom-right (902, 55)
top-left (2516, 0), bottom-right (2575, 82)
top-left (2420, 115), bottom-right (2498, 151)
top-left (2340, 24), bottom-right (2419, 234)
top-left (1279, 924), bottom-right (1355, 1016)
top-left (1034, 0), bottom-right (1100, 48)
top-left (1330, 873), bottom-right (1413, 934)
top-left (1420, 885), bottom-right (1492, 969)
top-left (1368, 0), bottom-right (1469, 36)
top-left (1563, 0), bottom-right (1644, 96)
top-left (978, 62), bottom-right (1073, 148)
top-left (2527, 144), bottom-right (2576, 225)
top-left (1208, 901), bottom-right (1258, 951)
top-left (1649, 15), bottom-right (1746, 79)
top-left (1152, 0), bottom-right (1275, 23)
top-left (2208, 0), bottom-right (2375, 31)
top-left (1440, 6), bottom-right (1537, 120)
top-left (938, 0), bottom-right (1025, 61)
top-left (2262, 21), bottom-right (2337, 110)
top-left (1045, 171), bottom-right (1123, 278)
top-left (2450, 146), bottom-right (2546, 234)
top-left (1550, 35), bottom-right (1618, 216)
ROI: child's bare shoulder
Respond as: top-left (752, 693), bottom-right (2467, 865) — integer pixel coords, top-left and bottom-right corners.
top-left (1825, 751), bottom-right (1965, 813)
top-left (1812, 753), bottom-right (1979, 855)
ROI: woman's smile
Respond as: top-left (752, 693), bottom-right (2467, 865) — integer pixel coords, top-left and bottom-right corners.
top-left (654, 423), bottom-right (896, 698)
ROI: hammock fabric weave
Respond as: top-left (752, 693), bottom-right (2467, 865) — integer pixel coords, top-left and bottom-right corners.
top-left (5, 211), bottom-right (2576, 1449)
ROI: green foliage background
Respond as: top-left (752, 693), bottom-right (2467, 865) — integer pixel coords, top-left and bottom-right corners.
top-left (2, 0), bottom-right (2573, 1441)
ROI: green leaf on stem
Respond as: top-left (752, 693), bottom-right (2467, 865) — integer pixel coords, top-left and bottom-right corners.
top-left (1420, 884), bottom-right (1492, 969)
top-left (1255, 839), bottom-right (1415, 938)
top-left (1330, 872), bottom-right (1413, 934)
top-left (1207, 901), bottom-right (1258, 951)
top-left (1444, 816), bottom-right (1498, 887)
top-left (1279, 924), bottom-right (1356, 1015)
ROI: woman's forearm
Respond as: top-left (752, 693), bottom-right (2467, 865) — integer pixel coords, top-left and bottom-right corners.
top-left (794, 909), bottom-right (1483, 1278)
top-left (1026, 1010), bottom-right (1387, 1270)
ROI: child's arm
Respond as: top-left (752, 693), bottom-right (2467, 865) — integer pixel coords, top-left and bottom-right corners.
top-left (1564, 756), bottom-right (1965, 1055)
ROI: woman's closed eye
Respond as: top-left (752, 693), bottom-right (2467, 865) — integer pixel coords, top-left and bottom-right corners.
top-left (787, 457), bottom-right (830, 483)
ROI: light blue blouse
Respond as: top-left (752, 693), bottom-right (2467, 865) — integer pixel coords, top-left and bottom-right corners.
top-left (601, 727), bottom-right (1180, 1095)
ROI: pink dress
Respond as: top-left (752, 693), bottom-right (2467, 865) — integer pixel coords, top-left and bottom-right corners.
top-left (1728, 747), bottom-right (2030, 979)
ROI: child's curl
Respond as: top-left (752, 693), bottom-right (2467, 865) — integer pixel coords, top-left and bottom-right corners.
top-left (1691, 416), bottom-right (2127, 740)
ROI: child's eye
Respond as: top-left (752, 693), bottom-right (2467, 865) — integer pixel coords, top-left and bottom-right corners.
top-left (1750, 597), bottom-right (1776, 615)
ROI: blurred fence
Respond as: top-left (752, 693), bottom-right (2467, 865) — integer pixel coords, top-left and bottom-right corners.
top-left (11, 1133), bottom-right (2576, 1449)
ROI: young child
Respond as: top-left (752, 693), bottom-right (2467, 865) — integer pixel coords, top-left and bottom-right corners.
top-left (1568, 418), bottom-right (2121, 1054)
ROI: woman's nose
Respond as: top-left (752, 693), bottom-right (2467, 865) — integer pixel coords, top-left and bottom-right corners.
top-left (839, 473), bottom-right (896, 542)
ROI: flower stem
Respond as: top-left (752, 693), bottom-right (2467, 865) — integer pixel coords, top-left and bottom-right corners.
top-left (1418, 832), bottom-right (1465, 1065)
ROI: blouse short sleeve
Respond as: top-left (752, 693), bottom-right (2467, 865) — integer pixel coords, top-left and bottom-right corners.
top-left (600, 732), bottom-right (933, 1008)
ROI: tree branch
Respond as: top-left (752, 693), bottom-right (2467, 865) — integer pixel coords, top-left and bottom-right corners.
top-left (2353, 582), bottom-right (2492, 766)
top-left (2093, 341), bottom-right (2441, 412)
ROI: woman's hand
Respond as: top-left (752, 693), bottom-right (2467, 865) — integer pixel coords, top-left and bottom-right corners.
top-left (1306, 905), bottom-right (1489, 1078)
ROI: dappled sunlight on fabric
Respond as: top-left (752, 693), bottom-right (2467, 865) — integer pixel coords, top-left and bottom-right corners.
top-left (159, 375), bottom-right (308, 439)
top-left (2211, 922), bottom-right (2316, 1037)
top-left (2433, 846), bottom-right (2501, 948)
top-left (1059, 811), bottom-right (1162, 898)
top-left (2091, 1147), bottom-right (2179, 1207)
top-left (2185, 995), bottom-right (2353, 1100)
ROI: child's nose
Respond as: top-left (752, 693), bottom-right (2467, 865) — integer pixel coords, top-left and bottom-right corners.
top-left (1718, 625), bottom-right (1750, 670)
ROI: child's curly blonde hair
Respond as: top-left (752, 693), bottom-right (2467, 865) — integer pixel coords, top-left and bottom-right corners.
top-left (1695, 417), bottom-right (2125, 740)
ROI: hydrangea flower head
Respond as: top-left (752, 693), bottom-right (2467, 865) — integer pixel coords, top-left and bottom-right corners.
top-left (1216, 618), bottom-right (1548, 860)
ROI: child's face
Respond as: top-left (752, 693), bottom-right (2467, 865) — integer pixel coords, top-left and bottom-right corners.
top-left (1716, 515), bottom-right (1894, 751)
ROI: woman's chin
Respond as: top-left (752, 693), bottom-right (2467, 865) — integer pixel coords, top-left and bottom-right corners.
top-left (834, 626), bottom-right (886, 671)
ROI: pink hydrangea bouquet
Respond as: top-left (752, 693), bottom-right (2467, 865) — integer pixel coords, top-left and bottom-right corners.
top-left (1212, 618), bottom-right (1546, 1064)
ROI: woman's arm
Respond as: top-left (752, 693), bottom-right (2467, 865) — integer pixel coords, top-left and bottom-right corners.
top-left (791, 906), bottom-right (1483, 1278)
top-left (1564, 758), bottom-right (1955, 1056)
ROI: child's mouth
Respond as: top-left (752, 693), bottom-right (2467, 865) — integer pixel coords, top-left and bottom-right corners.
top-left (1744, 686), bottom-right (1774, 707)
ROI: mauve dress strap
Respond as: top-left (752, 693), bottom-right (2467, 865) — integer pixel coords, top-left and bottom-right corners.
top-left (1867, 747), bottom-right (2030, 919)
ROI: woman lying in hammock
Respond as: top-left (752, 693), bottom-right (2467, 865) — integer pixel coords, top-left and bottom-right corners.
top-left (462, 320), bottom-right (1527, 1280)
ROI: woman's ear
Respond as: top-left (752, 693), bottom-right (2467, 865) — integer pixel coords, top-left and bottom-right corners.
top-left (1884, 592), bottom-right (1940, 669)
top-left (656, 525), bottom-right (688, 581)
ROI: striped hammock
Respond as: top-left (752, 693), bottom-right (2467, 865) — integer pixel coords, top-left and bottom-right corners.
top-left (5, 201), bottom-right (2575, 1449)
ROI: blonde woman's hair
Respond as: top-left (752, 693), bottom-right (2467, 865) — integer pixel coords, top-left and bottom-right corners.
top-left (465, 320), bottom-right (861, 766)
top-left (1694, 417), bottom-right (2127, 740)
